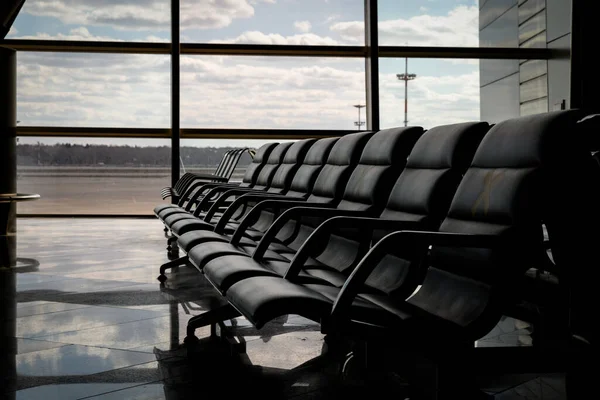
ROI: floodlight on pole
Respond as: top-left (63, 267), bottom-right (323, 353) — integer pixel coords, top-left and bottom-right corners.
top-left (396, 58), bottom-right (417, 127)
top-left (353, 104), bottom-right (366, 131)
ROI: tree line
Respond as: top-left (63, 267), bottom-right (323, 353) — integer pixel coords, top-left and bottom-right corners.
top-left (16, 143), bottom-right (252, 167)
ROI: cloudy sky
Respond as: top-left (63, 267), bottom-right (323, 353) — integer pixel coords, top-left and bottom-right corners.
top-left (10, 0), bottom-right (480, 147)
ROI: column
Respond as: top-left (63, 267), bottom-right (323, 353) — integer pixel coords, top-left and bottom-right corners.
top-left (0, 47), bottom-right (17, 268)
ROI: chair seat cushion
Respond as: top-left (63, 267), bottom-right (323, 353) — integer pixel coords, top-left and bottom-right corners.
top-left (225, 277), bottom-right (413, 329)
top-left (154, 204), bottom-right (175, 215)
top-left (164, 213), bottom-right (198, 228)
top-left (188, 241), bottom-right (249, 269)
top-left (171, 218), bottom-right (215, 236)
top-left (178, 230), bottom-right (230, 253)
top-left (225, 276), bottom-right (334, 327)
top-left (204, 255), bottom-right (282, 293)
top-left (158, 208), bottom-right (190, 220)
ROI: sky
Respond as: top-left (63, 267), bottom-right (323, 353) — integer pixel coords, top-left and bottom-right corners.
top-left (9, 0), bottom-right (481, 148)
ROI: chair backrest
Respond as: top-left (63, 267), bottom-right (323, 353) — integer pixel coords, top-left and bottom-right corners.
top-left (251, 142), bottom-right (294, 191)
top-left (212, 149), bottom-right (237, 178)
top-left (287, 127), bottom-right (422, 260)
top-left (317, 122), bottom-right (488, 280)
top-left (336, 126), bottom-right (424, 212)
top-left (238, 142), bottom-right (278, 188)
top-left (407, 110), bottom-right (586, 340)
top-left (267, 139), bottom-right (316, 194)
top-left (380, 122), bottom-right (490, 226)
top-left (285, 137), bottom-right (339, 198)
top-left (215, 148), bottom-right (249, 180)
top-left (306, 131), bottom-right (374, 204)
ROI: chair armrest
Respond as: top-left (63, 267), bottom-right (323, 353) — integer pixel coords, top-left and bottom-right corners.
top-left (203, 188), bottom-right (272, 222)
top-left (194, 184), bottom-right (246, 215)
top-left (191, 173), bottom-right (228, 182)
top-left (283, 217), bottom-right (424, 280)
top-left (179, 181), bottom-right (239, 209)
top-left (251, 207), bottom-right (375, 261)
top-left (229, 199), bottom-right (327, 246)
top-left (214, 192), bottom-right (304, 233)
top-left (328, 231), bottom-right (518, 329)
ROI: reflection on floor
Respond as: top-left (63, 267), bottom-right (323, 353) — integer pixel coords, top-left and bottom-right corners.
top-left (0, 218), bottom-right (567, 399)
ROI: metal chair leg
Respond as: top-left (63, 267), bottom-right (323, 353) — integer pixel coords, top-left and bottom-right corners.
top-left (157, 256), bottom-right (190, 282)
top-left (184, 303), bottom-right (241, 344)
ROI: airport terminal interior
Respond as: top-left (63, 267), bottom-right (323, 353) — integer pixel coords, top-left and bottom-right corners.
top-left (1, 1), bottom-right (598, 399)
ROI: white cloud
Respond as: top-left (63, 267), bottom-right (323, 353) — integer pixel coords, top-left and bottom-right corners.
top-left (325, 14), bottom-right (340, 24)
top-left (11, 27), bottom-right (168, 42)
top-left (215, 30), bottom-right (338, 45)
top-left (379, 69), bottom-right (480, 129)
top-left (7, 26), bottom-right (18, 37)
top-left (22, 0), bottom-right (276, 31)
top-left (330, 5), bottom-right (478, 46)
top-left (294, 20), bottom-right (312, 33)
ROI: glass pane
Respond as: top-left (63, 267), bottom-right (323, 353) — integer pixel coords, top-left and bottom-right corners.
top-left (520, 74), bottom-right (547, 102)
top-left (379, 58), bottom-right (480, 129)
top-left (479, 5), bottom-right (518, 47)
top-left (16, 137), bottom-right (170, 215)
top-left (519, 59), bottom-right (547, 83)
top-left (520, 97), bottom-right (548, 116)
top-left (519, 0), bottom-right (545, 25)
top-left (480, 0), bottom-right (517, 29)
top-left (520, 30), bottom-right (546, 48)
top-left (480, 59), bottom-right (519, 86)
top-left (17, 53), bottom-right (170, 127)
top-left (10, 0), bottom-right (170, 42)
top-left (519, 8), bottom-right (545, 44)
top-left (181, 0), bottom-right (364, 45)
top-left (181, 56), bottom-right (365, 130)
top-left (481, 73), bottom-right (519, 124)
top-left (378, 0), bottom-right (480, 47)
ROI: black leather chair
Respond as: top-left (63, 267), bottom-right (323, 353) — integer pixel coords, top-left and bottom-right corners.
top-left (161, 141), bottom-right (293, 243)
top-left (155, 142), bottom-right (278, 223)
top-left (224, 110), bottom-right (589, 397)
top-left (157, 132), bottom-right (373, 282)
top-left (163, 139), bottom-right (314, 234)
top-left (197, 121), bottom-right (488, 296)
top-left (180, 126), bottom-right (424, 264)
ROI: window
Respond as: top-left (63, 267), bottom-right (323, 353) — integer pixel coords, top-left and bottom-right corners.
top-left (17, 53), bottom-right (170, 127)
top-left (17, 138), bottom-right (171, 215)
top-left (181, 56), bottom-right (366, 130)
top-left (379, 58), bottom-right (480, 129)
top-left (10, 0), bottom-right (170, 42)
top-left (379, 0), bottom-right (479, 47)
top-left (181, 0), bottom-right (364, 45)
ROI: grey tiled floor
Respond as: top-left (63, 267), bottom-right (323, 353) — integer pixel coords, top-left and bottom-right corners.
top-left (0, 218), bottom-right (572, 399)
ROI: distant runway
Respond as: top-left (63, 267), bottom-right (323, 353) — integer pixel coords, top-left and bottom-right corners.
top-left (16, 167), bottom-right (245, 215)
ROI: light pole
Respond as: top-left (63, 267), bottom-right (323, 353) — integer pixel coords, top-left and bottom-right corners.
top-left (353, 104), bottom-right (366, 131)
top-left (396, 58), bottom-right (417, 127)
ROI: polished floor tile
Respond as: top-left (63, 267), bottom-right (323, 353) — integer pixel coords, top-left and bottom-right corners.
top-left (15, 345), bottom-right (156, 378)
top-left (34, 313), bottom-right (210, 350)
top-left (16, 302), bottom-right (91, 318)
top-left (14, 383), bottom-right (146, 400)
top-left (16, 306), bottom-right (165, 339)
top-left (14, 338), bottom-right (70, 355)
top-left (0, 218), bottom-right (575, 399)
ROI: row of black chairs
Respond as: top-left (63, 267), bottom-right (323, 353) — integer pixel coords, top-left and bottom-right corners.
top-left (154, 110), bottom-right (599, 398)
top-left (158, 147), bottom-right (251, 208)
